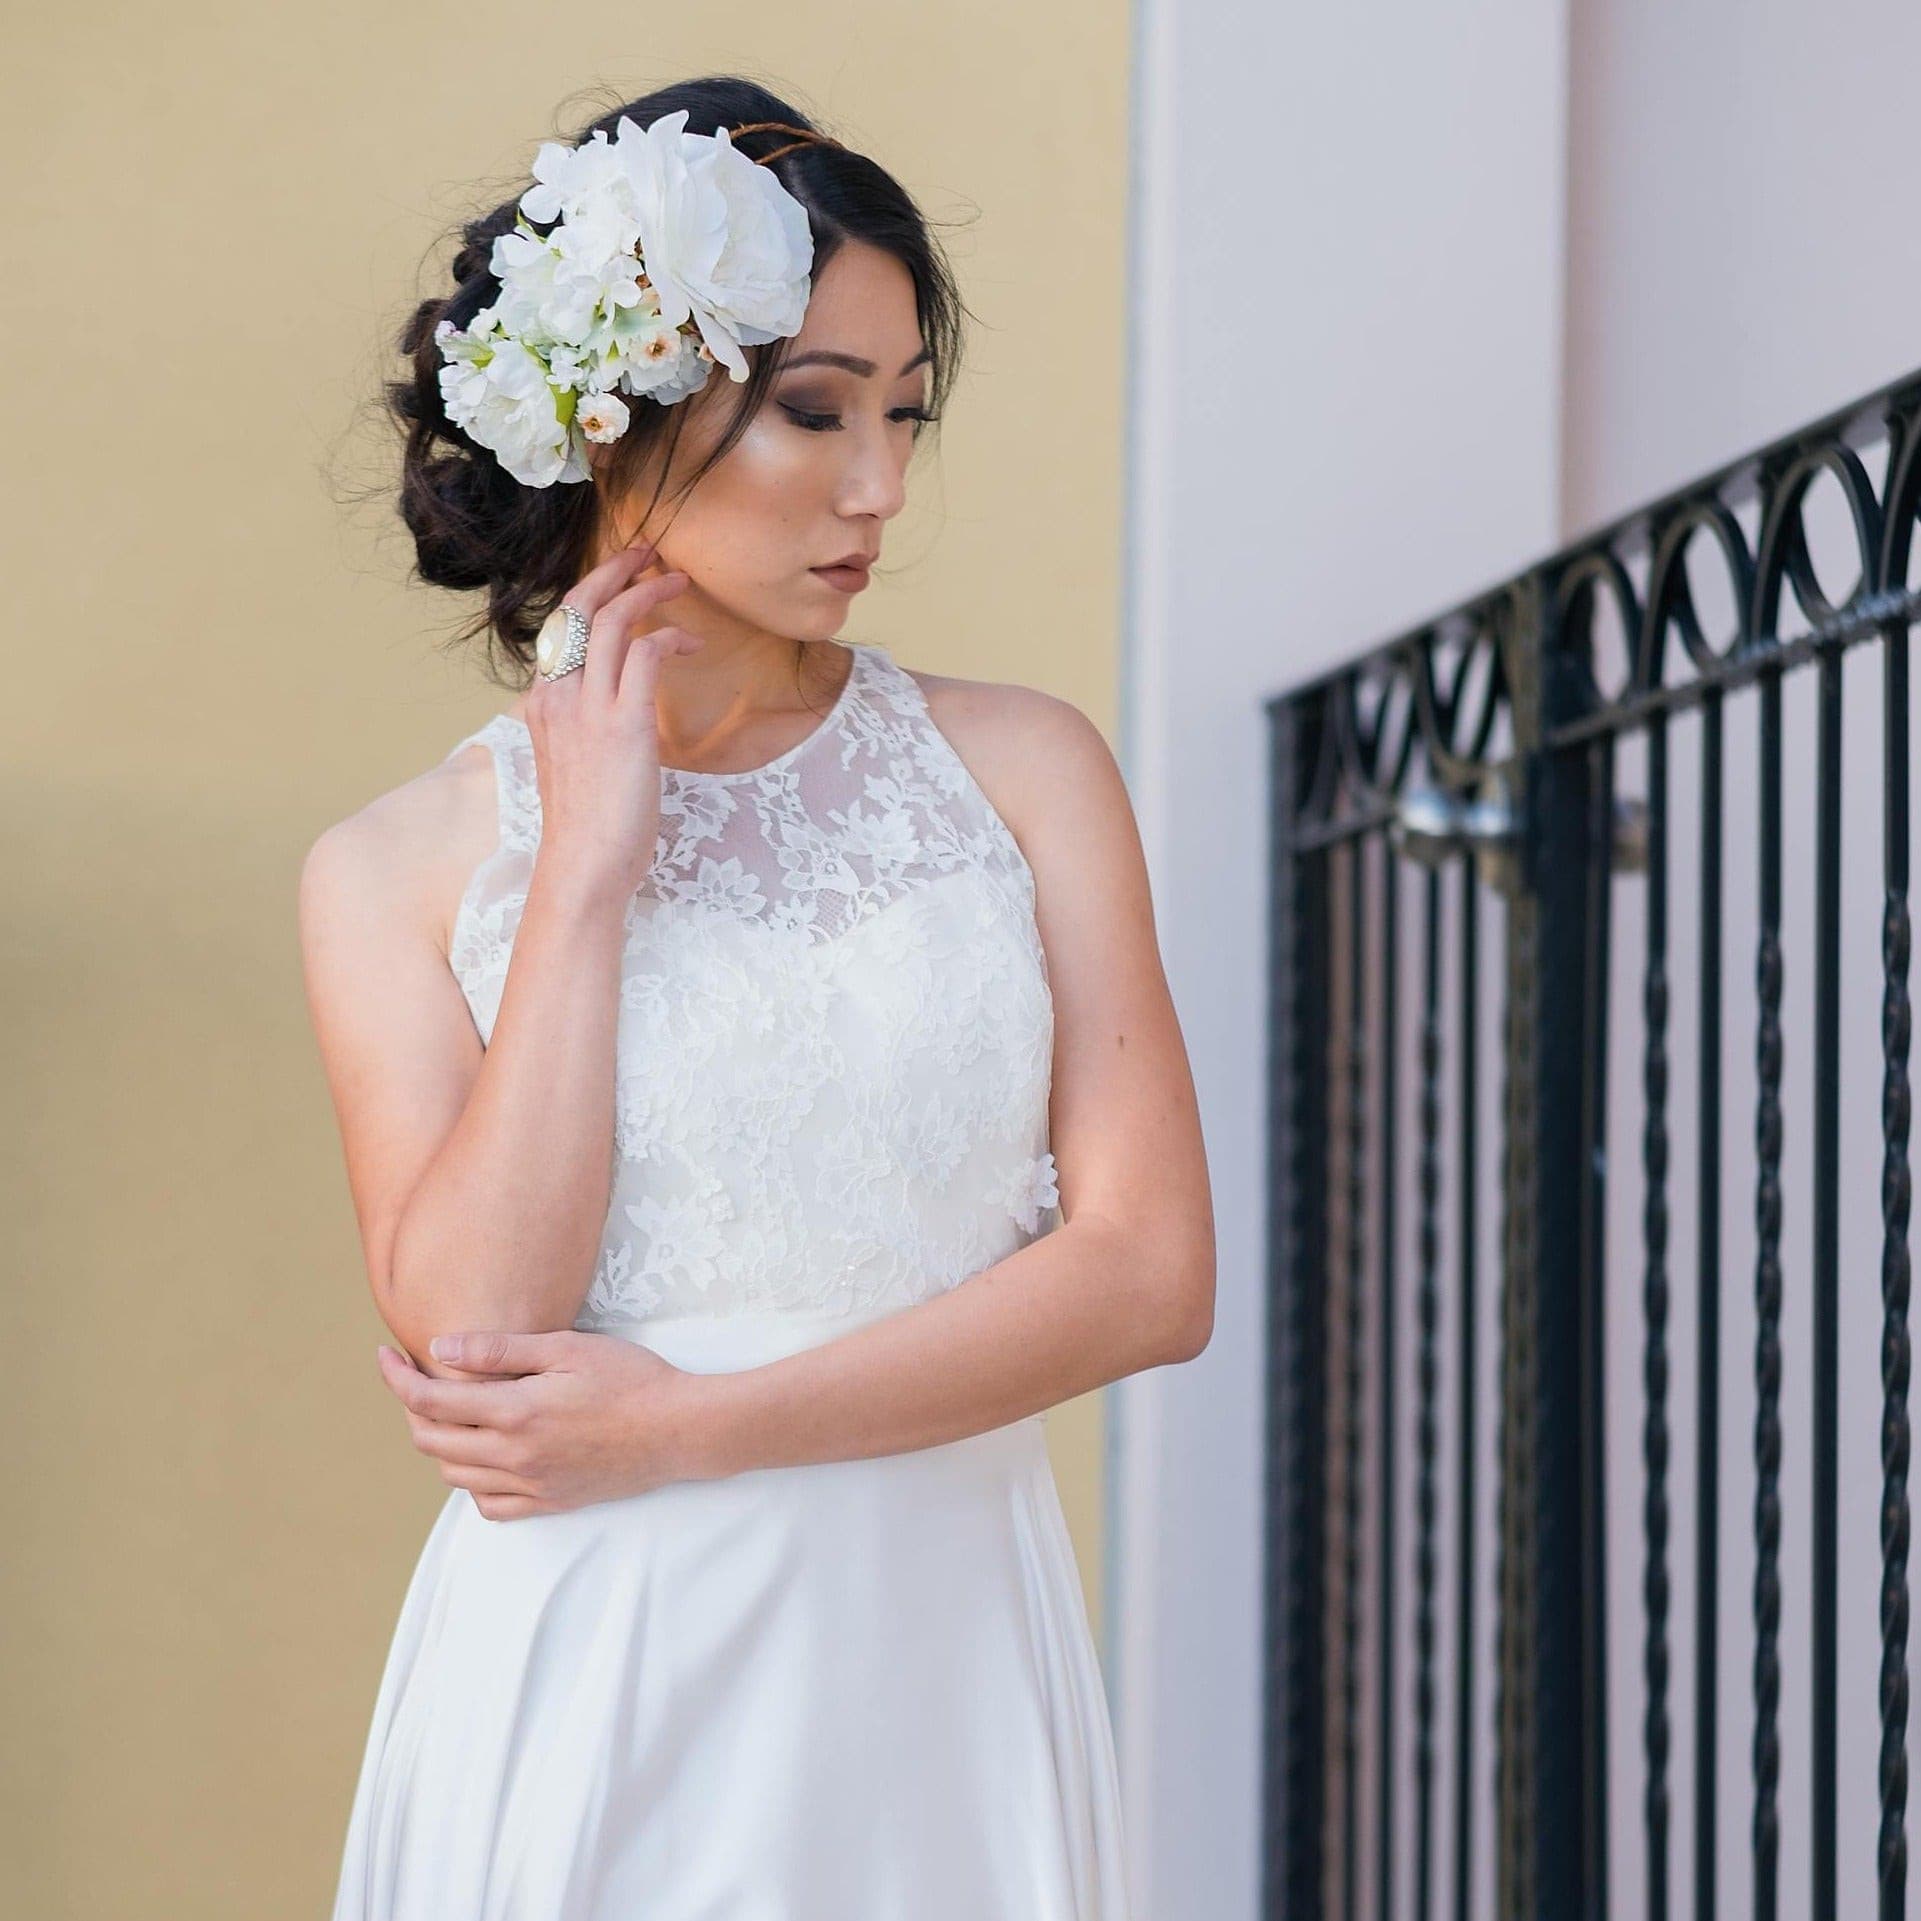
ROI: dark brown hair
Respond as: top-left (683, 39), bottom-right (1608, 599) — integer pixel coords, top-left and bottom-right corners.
top-left (386, 77), bottom-right (969, 684)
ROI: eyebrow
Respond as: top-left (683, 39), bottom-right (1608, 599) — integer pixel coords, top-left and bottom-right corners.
top-left (779, 347), bottom-right (933, 378)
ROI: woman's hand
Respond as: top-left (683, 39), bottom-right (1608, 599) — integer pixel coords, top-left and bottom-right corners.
top-left (525, 535), bottom-right (703, 906)
top-left (373, 1330), bottom-right (721, 1519)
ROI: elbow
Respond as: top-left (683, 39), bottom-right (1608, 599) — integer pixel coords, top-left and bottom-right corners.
top-left (377, 1237), bottom-right (583, 1374)
top-left (1165, 1274), bottom-right (1215, 1363)
top-left (1102, 1208), bottom-right (1215, 1368)
top-left (1155, 1236), bottom-right (1216, 1365)
top-left (371, 1228), bottom-right (476, 1376)
top-left (371, 1228), bottom-right (439, 1368)
top-left (369, 1269), bottom-right (442, 1374)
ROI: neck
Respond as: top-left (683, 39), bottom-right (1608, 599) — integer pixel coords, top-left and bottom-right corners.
top-left (513, 614), bottom-right (849, 768)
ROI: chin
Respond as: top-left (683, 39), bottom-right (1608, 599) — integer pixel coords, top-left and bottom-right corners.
top-left (790, 594), bottom-right (851, 640)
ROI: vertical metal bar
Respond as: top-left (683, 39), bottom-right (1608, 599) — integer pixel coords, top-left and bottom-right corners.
top-left (1751, 664), bottom-right (1784, 1921)
top-left (1695, 689), bottom-right (1723, 1921)
top-left (1643, 712), bottom-right (1673, 1921)
top-left (1812, 645), bottom-right (1842, 1920)
top-left (1496, 574), bottom-right (1607, 1918)
top-left (1264, 695), bottom-right (1331, 1920)
top-left (1698, 675), bottom-right (1734, 1918)
top-left (1452, 855), bottom-right (1480, 1921)
top-left (1342, 837), bottom-right (1369, 1921)
top-left (1495, 862), bottom-right (1532, 1921)
top-left (1880, 606), bottom-right (1912, 1921)
top-left (1414, 866), bottom-right (1444, 1921)
top-left (1579, 735), bottom-right (1616, 1921)
top-left (1378, 843), bottom-right (1401, 1921)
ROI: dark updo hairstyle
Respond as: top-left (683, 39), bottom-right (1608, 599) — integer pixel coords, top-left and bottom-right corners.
top-left (387, 77), bottom-right (970, 684)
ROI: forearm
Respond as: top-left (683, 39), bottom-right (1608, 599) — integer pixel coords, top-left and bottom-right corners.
top-left (385, 855), bottom-right (628, 1365)
top-left (691, 1215), bottom-right (1210, 1476)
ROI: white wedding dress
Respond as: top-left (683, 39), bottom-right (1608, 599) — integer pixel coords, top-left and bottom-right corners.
top-left (330, 640), bottom-right (1135, 1919)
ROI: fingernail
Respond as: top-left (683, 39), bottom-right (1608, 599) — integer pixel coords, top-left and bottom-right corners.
top-left (430, 1336), bottom-right (455, 1361)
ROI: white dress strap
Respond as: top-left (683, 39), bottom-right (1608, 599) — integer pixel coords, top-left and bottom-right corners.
top-left (445, 713), bottom-right (540, 858)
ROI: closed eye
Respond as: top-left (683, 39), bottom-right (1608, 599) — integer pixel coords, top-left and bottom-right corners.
top-left (781, 405), bottom-right (939, 432)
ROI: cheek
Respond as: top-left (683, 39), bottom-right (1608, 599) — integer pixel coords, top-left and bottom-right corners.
top-left (669, 418), bottom-right (824, 583)
top-left (727, 411), bottom-right (824, 489)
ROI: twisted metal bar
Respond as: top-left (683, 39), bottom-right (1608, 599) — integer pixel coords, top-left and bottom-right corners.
top-left (1693, 687), bottom-right (1724, 1921)
top-left (1451, 859), bottom-right (1480, 1921)
top-left (1376, 850), bottom-right (1401, 1921)
top-left (1495, 878), bottom-right (1538, 1921)
top-left (1751, 668), bottom-right (1784, 1921)
top-left (1880, 627), bottom-right (1912, 1918)
top-left (1641, 714), bottom-right (1673, 1921)
top-left (1341, 840), bottom-right (1368, 1921)
top-left (1811, 646), bottom-right (1842, 1918)
top-left (1413, 868), bottom-right (1443, 1921)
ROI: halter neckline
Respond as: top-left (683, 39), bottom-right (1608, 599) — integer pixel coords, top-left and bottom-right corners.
top-left (495, 640), bottom-right (866, 784)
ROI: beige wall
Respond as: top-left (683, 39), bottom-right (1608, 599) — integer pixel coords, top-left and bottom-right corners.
top-left (4, 8), bottom-right (1129, 1909)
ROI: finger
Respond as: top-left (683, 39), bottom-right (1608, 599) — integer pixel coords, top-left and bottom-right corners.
top-left (473, 1492), bottom-right (552, 1522)
top-left (568, 536), bottom-right (660, 621)
top-left (580, 568), bottom-right (690, 705)
top-left (562, 536), bottom-right (665, 659)
top-left (378, 1343), bottom-right (480, 1408)
top-left (429, 1330), bottom-right (562, 1374)
top-left (381, 1363), bottom-right (526, 1426)
top-left (440, 1460), bottom-right (539, 1498)
top-left (407, 1414), bottom-right (523, 1468)
top-left (540, 544), bottom-right (662, 706)
top-left (377, 1342), bottom-right (492, 1415)
top-left (616, 625), bottom-right (668, 724)
top-left (616, 619), bottom-right (705, 721)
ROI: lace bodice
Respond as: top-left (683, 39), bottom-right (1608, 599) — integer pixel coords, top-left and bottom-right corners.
top-left (441, 640), bottom-right (1060, 1328)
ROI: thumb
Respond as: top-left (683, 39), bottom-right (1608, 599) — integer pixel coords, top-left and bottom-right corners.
top-left (429, 1330), bottom-right (552, 1374)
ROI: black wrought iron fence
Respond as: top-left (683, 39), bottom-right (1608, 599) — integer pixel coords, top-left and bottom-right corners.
top-left (1263, 365), bottom-right (1921, 1920)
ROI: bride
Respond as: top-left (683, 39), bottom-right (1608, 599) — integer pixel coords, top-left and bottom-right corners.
top-left (299, 74), bottom-right (1214, 1919)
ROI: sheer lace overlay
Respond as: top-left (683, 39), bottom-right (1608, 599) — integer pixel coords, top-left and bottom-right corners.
top-left (441, 640), bottom-right (1060, 1326)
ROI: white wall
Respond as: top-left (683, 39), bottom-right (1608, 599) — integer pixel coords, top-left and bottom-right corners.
top-left (1117, 4), bottom-right (1570, 1913)
top-left (1564, 4), bottom-right (1921, 1916)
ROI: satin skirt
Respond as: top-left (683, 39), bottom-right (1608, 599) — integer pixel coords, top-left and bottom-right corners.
top-left (329, 1307), bottom-right (1135, 1919)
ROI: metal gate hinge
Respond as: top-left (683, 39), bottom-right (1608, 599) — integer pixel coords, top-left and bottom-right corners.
top-left (1389, 784), bottom-right (1649, 889)
top-left (1388, 781), bottom-right (1521, 893)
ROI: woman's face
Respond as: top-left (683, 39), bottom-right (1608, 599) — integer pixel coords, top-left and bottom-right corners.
top-left (605, 238), bottom-right (933, 643)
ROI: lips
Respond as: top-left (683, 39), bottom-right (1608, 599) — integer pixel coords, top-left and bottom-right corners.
top-left (811, 557), bottom-right (873, 591)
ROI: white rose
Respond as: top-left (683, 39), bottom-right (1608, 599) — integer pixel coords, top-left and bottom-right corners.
top-left (608, 110), bottom-right (813, 382)
top-left (436, 334), bottom-right (588, 488)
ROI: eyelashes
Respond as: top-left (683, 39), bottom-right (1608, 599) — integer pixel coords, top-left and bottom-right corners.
top-left (780, 405), bottom-right (939, 433)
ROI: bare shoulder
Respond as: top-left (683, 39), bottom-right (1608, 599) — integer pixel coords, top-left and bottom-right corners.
top-left (298, 736), bottom-right (499, 964)
top-left (902, 662), bottom-right (1130, 861)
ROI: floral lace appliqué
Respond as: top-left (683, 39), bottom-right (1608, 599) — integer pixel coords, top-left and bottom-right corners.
top-left (440, 641), bottom-right (1057, 1327)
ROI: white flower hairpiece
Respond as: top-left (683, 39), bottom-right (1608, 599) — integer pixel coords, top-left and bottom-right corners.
top-left (433, 110), bottom-right (818, 489)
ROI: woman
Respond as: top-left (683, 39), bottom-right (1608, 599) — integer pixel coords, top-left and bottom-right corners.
top-left (300, 75), bottom-right (1214, 1920)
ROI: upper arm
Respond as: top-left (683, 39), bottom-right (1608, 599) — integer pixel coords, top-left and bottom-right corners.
top-left (296, 784), bottom-right (487, 1321)
top-left (936, 679), bottom-right (1216, 1358)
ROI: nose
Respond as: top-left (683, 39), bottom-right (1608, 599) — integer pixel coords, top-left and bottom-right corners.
top-left (835, 415), bottom-right (910, 522)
